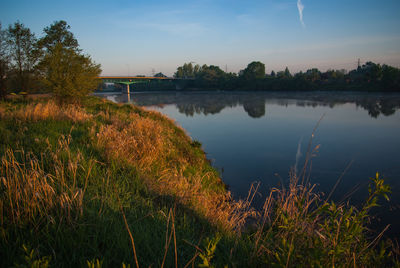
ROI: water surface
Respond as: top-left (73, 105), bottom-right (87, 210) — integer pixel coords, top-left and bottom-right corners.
top-left (100, 91), bottom-right (400, 237)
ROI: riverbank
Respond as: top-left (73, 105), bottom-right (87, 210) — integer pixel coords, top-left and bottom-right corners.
top-left (0, 96), bottom-right (398, 267)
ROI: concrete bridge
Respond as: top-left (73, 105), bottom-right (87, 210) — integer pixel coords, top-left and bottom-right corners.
top-left (98, 76), bottom-right (192, 93)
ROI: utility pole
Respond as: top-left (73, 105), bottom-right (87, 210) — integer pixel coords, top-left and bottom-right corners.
top-left (357, 58), bottom-right (361, 70)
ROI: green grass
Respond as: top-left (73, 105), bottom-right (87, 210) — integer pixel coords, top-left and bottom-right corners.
top-left (0, 96), bottom-right (398, 267)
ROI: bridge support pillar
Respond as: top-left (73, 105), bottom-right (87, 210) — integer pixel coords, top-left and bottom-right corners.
top-left (126, 84), bottom-right (130, 94)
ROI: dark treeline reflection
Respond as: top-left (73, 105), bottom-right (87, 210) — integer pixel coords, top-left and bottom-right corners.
top-left (108, 91), bottom-right (400, 119)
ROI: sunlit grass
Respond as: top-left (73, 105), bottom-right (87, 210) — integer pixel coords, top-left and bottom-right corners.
top-left (0, 96), bottom-right (398, 267)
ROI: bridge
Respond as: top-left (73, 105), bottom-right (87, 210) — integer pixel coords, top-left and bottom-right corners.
top-left (98, 76), bottom-right (191, 93)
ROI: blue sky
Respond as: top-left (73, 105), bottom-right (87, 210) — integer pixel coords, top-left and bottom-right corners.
top-left (1, 0), bottom-right (400, 76)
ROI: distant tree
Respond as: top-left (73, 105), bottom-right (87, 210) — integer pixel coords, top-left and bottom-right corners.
top-left (276, 67), bottom-right (292, 79)
top-left (363, 61), bottom-right (382, 82)
top-left (381, 64), bottom-right (400, 90)
top-left (197, 65), bottom-right (226, 88)
top-left (284, 67), bottom-right (292, 78)
top-left (305, 68), bottom-right (321, 82)
top-left (7, 22), bottom-right (41, 92)
top-left (294, 70), bottom-right (304, 79)
top-left (38, 20), bottom-right (79, 52)
top-left (174, 62), bottom-right (201, 78)
top-left (154, 72), bottom-right (167, 77)
top-left (270, 70), bottom-right (276, 77)
top-left (0, 23), bottom-right (9, 99)
top-left (38, 43), bottom-right (101, 100)
top-left (241, 61), bottom-right (265, 80)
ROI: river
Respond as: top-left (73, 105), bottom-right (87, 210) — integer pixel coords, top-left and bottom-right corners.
top-left (98, 90), bottom-right (400, 238)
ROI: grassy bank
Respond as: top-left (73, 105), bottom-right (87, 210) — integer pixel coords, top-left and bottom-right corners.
top-left (0, 96), bottom-right (398, 267)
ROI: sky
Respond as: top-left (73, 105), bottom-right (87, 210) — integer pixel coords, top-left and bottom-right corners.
top-left (1, 0), bottom-right (400, 76)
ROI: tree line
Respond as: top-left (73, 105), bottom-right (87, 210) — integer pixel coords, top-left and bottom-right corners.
top-left (0, 20), bottom-right (101, 100)
top-left (173, 61), bottom-right (400, 91)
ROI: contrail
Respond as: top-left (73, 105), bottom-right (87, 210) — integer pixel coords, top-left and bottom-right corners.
top-left (297, 0), bottom-right (305, 27)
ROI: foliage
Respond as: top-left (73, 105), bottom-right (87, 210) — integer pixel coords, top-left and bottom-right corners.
top-left (196, 65), bottom-right (227, 88)
top-left (14, 244), bottom-right (51, 268)
top-left (0, 23), bottom-right (9, 99)
top-left (37, 20), bottom-right (101, 100)
top-left (38, 43), bottom-right (101, 100)
top-left (198, 234), bottom-right (222, 268)
top-left (0, 20), bottom-right (100, 99)
top-left (240, 61), bottom-right (265, 80)
top-left (38, 20), bottom-right (79, 52)
top-left (171, 61), bottom-right (400, 91)
top-left (6, 22), bottom-right (41, 92)
top-left (174, 62), bottom-right (201, 78)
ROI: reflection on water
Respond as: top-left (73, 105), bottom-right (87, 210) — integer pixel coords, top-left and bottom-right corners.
top-left (97, 91), bottom-right (400, 237)
top-left (101, 91), bottom-right (400, 119)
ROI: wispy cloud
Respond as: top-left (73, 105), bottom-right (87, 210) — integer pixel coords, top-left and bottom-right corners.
top-left (297, 0), bottom-right (305, 28)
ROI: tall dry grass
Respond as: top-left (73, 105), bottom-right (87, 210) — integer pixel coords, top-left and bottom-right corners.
top-left (0, 135), bottom-right (92, 227)
top-left (96, 114), bottom-right (168, 171)
top-left (96, 111), bottom-right (256, 232)
top-left (0, 100), bottom-right (92, 122)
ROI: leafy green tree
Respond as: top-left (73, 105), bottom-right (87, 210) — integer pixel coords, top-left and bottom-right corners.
top-left (0, 23), bottom-right (9, 99)
top-left (174, 62), bottom-right (201, 78)
top-left (38, 44), bottom-right (101, 100)
top-left (38, 20), bottom-right (79, 52)
top-left (6, 22), bottom-right (41, 92)
top-left (241, 61), bottom-right (265, 80)
top-left (38, 21), bottom-right (101, 100)
top-left (197, 65), bottom-right (226, 88)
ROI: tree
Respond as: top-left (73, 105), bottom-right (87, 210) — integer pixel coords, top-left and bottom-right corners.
top-left (154, 72), bottom-right (167, 77)
top-left (241, 61), bottom-right (265, 80)
top-left (38, 43), bottom-right (101, 100)
top-left (284, 67), bottom-right (292, 78)
top-left (0, 23), bottom-right (9, 99)
top-left (7, 22), bottom-right (41, 92)
top-left (38, 21), bottom-right (101, 100)
top-left (197, 65), bottom-right (226, 88)
top-left (174, 62), bottom-right (201, 78)
top-left (277, 67), bottom-right (292, 79)
top-left (381, 64), bottom-right (400, 90)
top-left (305, 68), bottom-right (321, 82)
top-left (39, 20), bottom-right (79, 52)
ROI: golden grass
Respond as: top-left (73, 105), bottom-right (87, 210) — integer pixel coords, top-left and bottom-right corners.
top-left (0, 99), bottom-right (255, 231)
top-left (96, 110), bottom-right (256, 232)
top-left (0, 136), bottom-right (91, 226)
top-left (96, 114), bottom-right (169, 171)
top-left (0, 100), bottom-right (92, 122)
